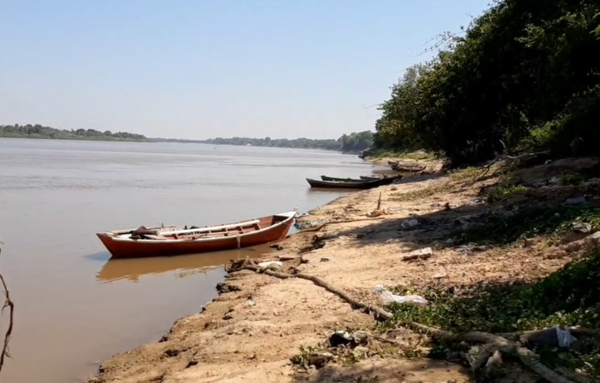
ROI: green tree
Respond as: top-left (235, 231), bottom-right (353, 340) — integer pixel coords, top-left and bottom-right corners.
top-left (372, 0), bottom-right (600, 165)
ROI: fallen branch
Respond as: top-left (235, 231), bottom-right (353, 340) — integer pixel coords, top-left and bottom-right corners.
top-left (225, 258), bottom-right (589, 383)
top-left (299, 217), bottom-right (387, 233)
top-left (401, 252), bottom-right (432, 261)
top-left (227, 260), bottom-right (392, 320)
top-left (479, 150), bottom-right (552, 179)
top-left (0, 242), bottom-right (14, 376)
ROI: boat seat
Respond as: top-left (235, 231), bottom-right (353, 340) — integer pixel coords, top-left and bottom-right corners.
top-left (143, 234), bottom-right (168, 240)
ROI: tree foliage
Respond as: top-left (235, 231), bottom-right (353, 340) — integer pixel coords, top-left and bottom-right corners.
top-left (0, 124), bottom-right (147, 141)
top-left (202, 131), bottom-right (373, 152)
top-left (374, 0), bottom-right (600, 165)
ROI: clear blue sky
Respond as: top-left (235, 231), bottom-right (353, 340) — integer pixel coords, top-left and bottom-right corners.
top-left (0, 0), bottom-right (490, 140)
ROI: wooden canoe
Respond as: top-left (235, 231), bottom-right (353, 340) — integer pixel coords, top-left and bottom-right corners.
top-left (96, 210), bottom-right (297, 259)
top-left (360, 176), bottom-right (382, 181)
top-left (391, 163), bottom-right (426, 172)
top-left (320, 175), bottom-right (364, 182)
top-left (306, 175), bottom-right (402, 189)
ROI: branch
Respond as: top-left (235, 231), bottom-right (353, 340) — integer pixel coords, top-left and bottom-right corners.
top-left (225, 258), bottom-right (588, 383)
top-left (0, 241), bottom-right (14, 375)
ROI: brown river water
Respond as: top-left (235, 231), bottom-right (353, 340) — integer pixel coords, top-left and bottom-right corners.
top-left (0, 138), bottom-right (377, 383)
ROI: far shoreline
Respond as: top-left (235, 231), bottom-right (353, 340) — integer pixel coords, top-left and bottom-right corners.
top-left (1, 135), bottom-right (368, 155)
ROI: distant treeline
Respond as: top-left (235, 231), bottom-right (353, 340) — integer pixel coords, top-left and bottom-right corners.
top-left (0, 123), bottom-right (374, 152)
top-left (0, 124), bottom-right (147, 141)
top-left (198, 131), bottom-right (374, 152)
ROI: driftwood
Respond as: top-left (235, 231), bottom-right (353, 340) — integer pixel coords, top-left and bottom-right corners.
top-left (299, 217), bottom-right (387, 232)
top-left (225, 258), bottom-right (594, 383)
top-left (0, 242), bottom-right (14, 376)
top-left (479, 149), bottom-right (552, 179)
top-left (401, 252), bottom-right (432, 261)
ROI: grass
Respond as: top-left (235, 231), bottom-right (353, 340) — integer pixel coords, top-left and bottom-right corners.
top-left (486, 184), bottom-right (529, 203)
top-left (379, 248), bottom-right (600, 378)
top-left (448, 166), bottom-right (483, 181)
top-left (559, 173), bottom-right (588, 185)
top-left (388, 184), bottom-right (454, 202)
top-left (370, 150), bottom-right (439, 161)
top-left (451, 203), bottom-right (600, 246)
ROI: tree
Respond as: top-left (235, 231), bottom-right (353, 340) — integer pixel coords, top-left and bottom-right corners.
top-left (372, 0), bottom-right (600, 165)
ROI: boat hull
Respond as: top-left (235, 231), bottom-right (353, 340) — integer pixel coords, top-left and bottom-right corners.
top-left (97, 212), bottom-right (296, 259)
top-left (360, 175), bottom-right (382, 181)
top-left (306, 176), bottom-right (401, 189)
top-left (320, 175), bottom-right (364, 182)
top-left (391, 163), bottom-right (426, 172)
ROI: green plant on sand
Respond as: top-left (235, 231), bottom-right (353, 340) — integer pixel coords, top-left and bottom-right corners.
top-left (380, 248), bottom-right (600, 378)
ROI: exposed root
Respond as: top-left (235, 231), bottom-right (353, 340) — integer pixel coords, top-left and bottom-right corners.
top-left (298, 217), bottom-right (387, 232)
top-left (479, 149), bottom-right (552, 179)
top-left (226, 259), bottom-right (392, 320)
top-left (0, 241), bottom-right (14, 376)
top-left (225, 258), bottom-right (591, 383)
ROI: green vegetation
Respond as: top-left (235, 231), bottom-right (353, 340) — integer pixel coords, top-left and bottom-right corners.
top-left (372, 0), bottom-right (600, 166)
top-left (380, 249), bottom-right (600, 378)
top-left (453, 204), bottom-right (600, 246)
top-left (485, 184), bottom-right (529, 203)
top-left (199, 130), bottom-right (374, 152)
top-left (448, 166), bottom-right (483, 181)
top-left (369, 149), bottom-right (439, 161)
top-left (389, 184), bottom-right (453, 202)
top-left (0, 124), bottom-right (147, 141)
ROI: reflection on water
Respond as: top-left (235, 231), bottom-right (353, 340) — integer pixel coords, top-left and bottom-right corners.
top-left (96, 244), bottom-right (275, 283)
top-left (0, 138), bottom-right (371, 383)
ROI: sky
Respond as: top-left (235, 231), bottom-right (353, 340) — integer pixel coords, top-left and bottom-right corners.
top-left (0, 0), bottom-right (491, 140)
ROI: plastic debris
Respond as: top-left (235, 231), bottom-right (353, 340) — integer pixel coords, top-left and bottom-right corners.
top-left (257, 261), bottom-right (283, 270)
top-left (571, 222), bottom-right (592, 234)
top-left (294, 221), bottom-right (323, 230)
top-left (555, 325), bottom-right (577, 348)
top-left (329, 331), bottom-right (352, 347)
top-left (401, 219), bottom-right (420, 229)
top-left (372, 285), bottom-right (428, 306)
top-left (401, 247), bottom-right (433, 261)
top-left (565, 196), bottom-right (586, 205)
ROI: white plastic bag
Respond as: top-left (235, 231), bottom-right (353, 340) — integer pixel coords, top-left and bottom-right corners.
top-left (258, 261), bottom-right (283, 270)
top-left (372, 285), bottom-right (428, 306)
top-left (555, 325), bottom-right (577, 348)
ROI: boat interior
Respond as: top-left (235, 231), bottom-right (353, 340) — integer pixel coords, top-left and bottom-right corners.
top-left (111, 214), bottom-right (292, 241)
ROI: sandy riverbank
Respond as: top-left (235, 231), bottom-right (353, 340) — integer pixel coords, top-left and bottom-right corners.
top-left (88, 157), bottom-right (600, 383)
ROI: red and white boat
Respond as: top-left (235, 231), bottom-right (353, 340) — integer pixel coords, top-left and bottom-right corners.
top-left (96, 210), bottom-right (297, 258)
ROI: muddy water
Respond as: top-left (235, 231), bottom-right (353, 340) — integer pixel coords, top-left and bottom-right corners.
top-left (0, 138), bottom-right (377, 383)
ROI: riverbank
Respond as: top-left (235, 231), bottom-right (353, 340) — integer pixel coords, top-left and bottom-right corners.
top-left (362, 150), bottom-right (440, 166)
top-left (88, 157), bottom-right (600, 383)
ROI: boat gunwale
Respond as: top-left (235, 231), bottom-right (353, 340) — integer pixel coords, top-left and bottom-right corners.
top-left (97, 210), bottom-right (297, 244)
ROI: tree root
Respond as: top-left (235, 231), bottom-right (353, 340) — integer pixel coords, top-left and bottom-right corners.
top-left (226, 259), bottom-right (392, 320)
top-left (298, 217), bottom-right (387, 232)
top-left (225, 258), bottom-right (595, 383)
top-left (0, 241), bottom-right (14, 376)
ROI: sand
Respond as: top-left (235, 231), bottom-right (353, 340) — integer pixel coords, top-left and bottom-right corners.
top-left (88, 158), bottom-right (599, 383)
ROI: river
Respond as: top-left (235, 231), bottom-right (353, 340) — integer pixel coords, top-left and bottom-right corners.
top-left (0, 138), bottom-right (376, 383)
